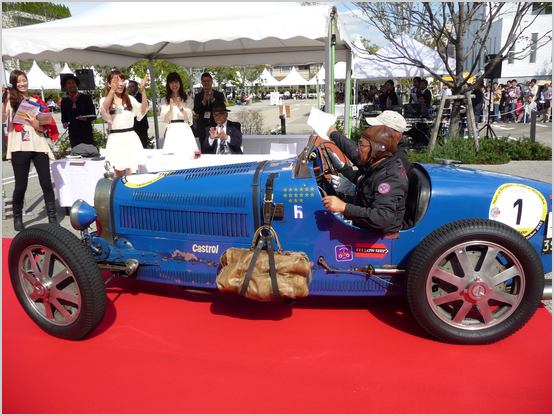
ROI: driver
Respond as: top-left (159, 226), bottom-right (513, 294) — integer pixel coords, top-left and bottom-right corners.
top-left (321, 125), bottom-right (408, 236)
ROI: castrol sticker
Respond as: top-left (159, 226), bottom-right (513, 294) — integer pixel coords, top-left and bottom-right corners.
top-left (489, 183), bottom-right (548, 239)
top-left (121, 171), bottom-right (174, 188)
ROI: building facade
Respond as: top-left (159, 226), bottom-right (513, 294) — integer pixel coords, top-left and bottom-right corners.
top-left (463, 4), bottom-right (552, 83)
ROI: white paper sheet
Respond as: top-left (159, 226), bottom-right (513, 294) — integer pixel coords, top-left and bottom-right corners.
top-left (307, 107), bottom-right (337, 140)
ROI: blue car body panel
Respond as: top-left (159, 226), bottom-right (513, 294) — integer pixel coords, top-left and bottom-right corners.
top-left (394, 164), bottom-right (551, 273)
top-left (90, 157), bottom-right (551, 297)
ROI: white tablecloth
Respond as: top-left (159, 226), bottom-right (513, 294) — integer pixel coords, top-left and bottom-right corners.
top-left (51, 159), bottom-right (106, 208)
top-left (52, 148), bottom-right (300, 207)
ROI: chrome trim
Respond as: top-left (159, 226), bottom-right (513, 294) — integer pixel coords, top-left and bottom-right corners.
top-left (94, 178), bottom-right (114, 246)
top-left (543, 280), bottom-right (552, 300)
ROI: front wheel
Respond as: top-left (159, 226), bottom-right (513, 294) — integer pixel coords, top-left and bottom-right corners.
top-left (406, 218), bottom-right (544, 345)
top-left (8, 224), bottom-right (107, 340)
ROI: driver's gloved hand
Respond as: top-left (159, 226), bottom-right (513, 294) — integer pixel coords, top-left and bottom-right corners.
top-left (330, 174), bottom-right (355, 197)
top-left (328, 151), bottom-right (345, 170)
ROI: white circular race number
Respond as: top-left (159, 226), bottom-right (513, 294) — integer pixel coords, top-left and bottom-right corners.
top-left (489, 183), bottom-right (548, 239)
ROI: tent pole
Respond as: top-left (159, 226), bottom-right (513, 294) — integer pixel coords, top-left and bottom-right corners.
top-left (148, 58), bottom-right (160, 148)
top-left (316, 77), bottom-right (320, 109)
top-left (324, 13), bottom-right (331, 113)
top-left (344, 51), bottom-right (352, 139)
top-left (329, 8), bottom-right (336, 115)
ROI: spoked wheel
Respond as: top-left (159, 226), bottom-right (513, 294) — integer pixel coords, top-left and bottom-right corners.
top-left (406, 219), bottom-right (545, 345)
top-left (8, 224), bottom-right (107, 340)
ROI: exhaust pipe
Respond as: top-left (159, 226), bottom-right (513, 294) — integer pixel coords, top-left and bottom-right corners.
top-left (542, 280), bottom-right (552, 300)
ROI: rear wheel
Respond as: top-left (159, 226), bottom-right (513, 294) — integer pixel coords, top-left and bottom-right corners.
top-left (406, 219), bottom-right (544, 345)
top-left (8, 224), bottom-right (107, 340)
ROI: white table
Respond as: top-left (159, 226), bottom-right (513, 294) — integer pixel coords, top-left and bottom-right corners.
top-left (52, 142), bottom-right (303, 207)
top-left (51, 158), bottom-right (106, 208)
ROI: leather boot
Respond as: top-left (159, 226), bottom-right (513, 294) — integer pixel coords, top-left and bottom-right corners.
top-left (13, 203), bottom-right (25, 232)
top-left (45, 201), bottom-right (58, 225)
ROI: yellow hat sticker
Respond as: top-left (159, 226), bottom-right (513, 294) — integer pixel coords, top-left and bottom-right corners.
top-left (489, 183), bottom-right (548, 239)
top-left (121, 171), bottom-right (174, 188)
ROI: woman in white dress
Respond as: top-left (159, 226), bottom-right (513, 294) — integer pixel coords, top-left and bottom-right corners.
top-left (160, 72), bottom-right (197, 156)
top-left (100, 70), bottom-right (149, 176)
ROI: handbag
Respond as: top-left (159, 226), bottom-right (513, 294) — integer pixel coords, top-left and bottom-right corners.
top-left (216, 226), bottom-right (311, 301)
top-left (216, 172), bottom-right (311, 301)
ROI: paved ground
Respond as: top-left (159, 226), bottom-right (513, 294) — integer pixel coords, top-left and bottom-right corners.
top-left (2, 99), bottom-right (551, 310)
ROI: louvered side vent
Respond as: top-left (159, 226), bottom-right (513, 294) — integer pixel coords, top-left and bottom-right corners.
top-left (131, 193), bottom-right (245, 208)
top-left (119, 206), bottom-right (249, 237)
top-left (309, 278), bottom-right (403, 294)
top-left (176, 162), bottom-right (258, 180)
top-left (137, 266), bottom-right (216, 286)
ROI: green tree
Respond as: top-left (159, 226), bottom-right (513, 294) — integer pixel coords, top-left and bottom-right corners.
top-left (205, 66), bottom-right (239, 90)
top-left (360, 37), bottom-right (380, 54)
top-left (234, 65), bottom-right (268, 92)
top-left (2, 2), bottom-right (71, 21)
top-left (91, 60), bottom-right (190, 100)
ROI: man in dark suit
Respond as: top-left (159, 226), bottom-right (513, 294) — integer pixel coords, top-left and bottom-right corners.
top-left (204, 102), bottom-right (243, 154)
top-left (128, 80), bottom-right (150, 148)
top-left (417, 79), bottom-right (432, 107)
top-left (193, 72), bottom-right (225, 152)
top-left (409, 77), bottom-right (421, 104)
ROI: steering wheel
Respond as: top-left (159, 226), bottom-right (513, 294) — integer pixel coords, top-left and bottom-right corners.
top-left (312, 143), bottom-right (339, 198)
top-left (317, 142), bottom-right (338, 177)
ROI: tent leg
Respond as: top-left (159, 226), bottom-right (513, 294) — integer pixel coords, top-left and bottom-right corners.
top-left (324, 9), bottom-right (335, 114)
top-left (344, 52), bottom-right (352, 139)
top-left (148, 58), bottom-right (160, 149)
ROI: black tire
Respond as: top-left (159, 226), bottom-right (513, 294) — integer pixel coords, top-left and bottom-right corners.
top-left (8, 224), bottom-right (107, 340)
top-left (406, 218), bottom-right (544, 345)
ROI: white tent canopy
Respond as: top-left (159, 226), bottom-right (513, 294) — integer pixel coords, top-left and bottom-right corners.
top-left (260, 68), bottom-right (281, 87)
top-left (3, 2), bottom-right (354, 140)
top-left (308, 66), bottom-right (325, 86)
top-left (27, 60), bottom-right (60, 90)
top-left (59, 63), bottom-right (74, 75)
top-left (354, 34), bottom-right (456, 81)
top-left (278, 67), bottom-right (309, 86)
top-left (307, 61), bottom-right (350, 84)
top-left (2, 2), bottom-right (353, 68)
top-left (52, 62), bottom-right (74, 89)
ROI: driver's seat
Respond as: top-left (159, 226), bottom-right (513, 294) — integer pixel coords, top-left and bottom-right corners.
top-left (402, 164), bottom-right (431, 229)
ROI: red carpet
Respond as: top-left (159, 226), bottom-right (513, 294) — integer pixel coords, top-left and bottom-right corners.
top-left (3, 237), bottom-right (552, 414)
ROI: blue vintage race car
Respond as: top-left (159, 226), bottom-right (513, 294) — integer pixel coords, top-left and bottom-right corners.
top-left (8, 136), bottom-right (552, 344)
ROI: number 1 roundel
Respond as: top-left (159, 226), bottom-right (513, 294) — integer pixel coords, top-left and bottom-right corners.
top-left (489, 183), bottom-right (548, 239)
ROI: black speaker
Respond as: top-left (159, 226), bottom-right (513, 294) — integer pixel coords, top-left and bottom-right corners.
top-left (76, 68), bottom-right (95, 90)
top-left (484, 54), bottom-right (502, 79)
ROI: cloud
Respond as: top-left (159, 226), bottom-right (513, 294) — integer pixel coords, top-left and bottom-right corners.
top-left (336, 6), bottom-right (388, 46)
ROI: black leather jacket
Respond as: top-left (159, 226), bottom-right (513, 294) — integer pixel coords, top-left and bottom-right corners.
top-left (329, 131), bottom-right (409, 234)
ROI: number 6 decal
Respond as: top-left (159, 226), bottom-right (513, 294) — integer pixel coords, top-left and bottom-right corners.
top-left (489, 183), bottom-right (548, 239)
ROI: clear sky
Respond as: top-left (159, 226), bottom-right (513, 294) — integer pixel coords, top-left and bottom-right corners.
top-left (58, 1), bottom-right (387, 46)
